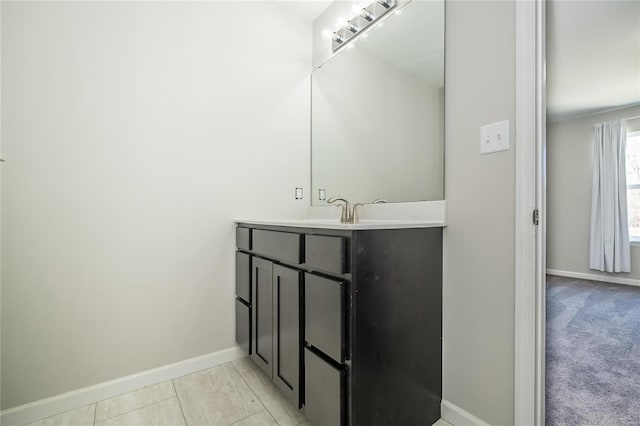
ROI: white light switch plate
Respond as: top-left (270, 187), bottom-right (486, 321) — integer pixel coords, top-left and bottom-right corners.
top-left (480, 120), bottom-right (509, 154)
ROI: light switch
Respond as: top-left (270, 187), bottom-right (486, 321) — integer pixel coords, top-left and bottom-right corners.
top-left (480, 120), bottom-right (509, 154)
top-left (295, 187), bottom-right (303, 200)
top-left (319, 189), bottom-right (326, 201)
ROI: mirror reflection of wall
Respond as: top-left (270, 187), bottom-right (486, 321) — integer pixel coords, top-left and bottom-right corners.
top-left (311, 0), bottom-right (444, 205)
top-left (546, 0), bottom-right (640, 280)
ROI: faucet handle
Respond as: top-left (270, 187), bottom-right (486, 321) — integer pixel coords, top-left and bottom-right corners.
top-left (327, 196), bottom-right (349, 204)
top-left (352, 203), bottom-right (365, 224)
top-left (327, 196), bottom-right (350, 223)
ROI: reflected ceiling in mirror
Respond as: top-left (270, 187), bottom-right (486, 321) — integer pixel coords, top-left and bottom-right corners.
top-left (311, 0), bottom-right (444, 205)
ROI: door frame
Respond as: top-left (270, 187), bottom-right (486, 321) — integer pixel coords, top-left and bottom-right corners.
top-left (514, 0), bottom-right (546, 425)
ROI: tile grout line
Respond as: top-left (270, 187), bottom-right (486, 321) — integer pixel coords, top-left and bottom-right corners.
top-left (235, 360), bottom-right (308, 425)
top-left (226, 409), bottom-right (268, 426)
top-left (94, 395), bottom-right (177, 424)
top-left (86, 364), bottom-right (223, 423)
top-left (171, 379), bottom-right (189, 426)
top-left (231, 361), bottom-right (281, 426)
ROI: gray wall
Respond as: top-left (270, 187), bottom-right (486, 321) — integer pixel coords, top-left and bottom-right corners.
top-left (442, 1), bottom-right (516, 425)
top-left (314, 1), bottom-right (517, 424)
top-left (547, 105), bottom-right (640, 279)
top-left (1, 1), bottom-right (311, 409)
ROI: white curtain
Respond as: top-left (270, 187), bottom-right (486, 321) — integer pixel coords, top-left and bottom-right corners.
top-left (589, 119), bottom-right (630, 273)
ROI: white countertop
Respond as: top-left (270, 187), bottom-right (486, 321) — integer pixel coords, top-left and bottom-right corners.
top-left (234, 218), bottom-right (446, 230)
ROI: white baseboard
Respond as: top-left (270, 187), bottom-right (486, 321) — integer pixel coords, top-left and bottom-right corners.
top-left (546, 269), bottom-right (640, 288)
top-left (1, 345), bottom-right (245, 426)
top-left (441, 400), bottom-right (491, 426)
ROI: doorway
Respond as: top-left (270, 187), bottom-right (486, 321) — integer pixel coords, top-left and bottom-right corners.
top-left (515, 1), bottom-right (640, 424)
top-left (544, 1), bottom-right (640, 424)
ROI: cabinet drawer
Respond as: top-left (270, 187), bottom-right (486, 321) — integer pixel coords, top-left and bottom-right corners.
top-left (236, 252), bottom-right (251, 303)
top-left (305, 235), bottom-right (347, 274)
top-left (236, 299), bottom-right (251, 355)
top-left (236, 227), bottom-right (251, 251)
top-left (304, 348), bottom-right (345, 426)
top-left (252, 230), bottom-right (302, 264)
top-left (305, 273), bottom-right (346, 363)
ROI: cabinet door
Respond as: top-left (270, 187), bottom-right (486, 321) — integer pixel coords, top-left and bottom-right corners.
top-left (273, 265), bottom-right (302, 407)
top-left (251, 257), bottom-right (273, 378)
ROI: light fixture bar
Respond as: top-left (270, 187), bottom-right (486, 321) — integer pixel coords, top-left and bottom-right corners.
top-left (331, 0), bottom-right (397, 52)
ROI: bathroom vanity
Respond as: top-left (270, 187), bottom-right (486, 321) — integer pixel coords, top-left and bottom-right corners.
top-left (234, 0), bottom-right (447, 421)
top-left (234, 220), bottom-right (443, 426)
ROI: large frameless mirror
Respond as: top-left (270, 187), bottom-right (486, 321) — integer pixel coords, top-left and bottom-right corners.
top-left (311, 0), bottom-right (445, 205)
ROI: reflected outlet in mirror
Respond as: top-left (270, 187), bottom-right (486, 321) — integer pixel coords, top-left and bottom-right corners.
top-left (311, 0), bottom-right (445, 205)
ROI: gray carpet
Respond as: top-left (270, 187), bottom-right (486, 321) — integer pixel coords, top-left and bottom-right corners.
top-left (546, 275), bottom-right (640, 425)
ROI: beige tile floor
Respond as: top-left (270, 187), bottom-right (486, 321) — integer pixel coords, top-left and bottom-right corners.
top-left (24, 357), bottom-right (452, 426)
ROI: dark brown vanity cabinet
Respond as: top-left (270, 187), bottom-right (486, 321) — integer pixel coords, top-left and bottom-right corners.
top-left (235, 224), bottom-right (443, 426)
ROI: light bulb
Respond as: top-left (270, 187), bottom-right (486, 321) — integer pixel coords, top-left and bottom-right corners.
top-left (360, 8), bottom-right (373, 22)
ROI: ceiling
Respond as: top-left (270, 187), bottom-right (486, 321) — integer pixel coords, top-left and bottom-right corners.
top-left (273, 0), bottom-right (332, 21)
top-left (546, 0), bottom-right (640, 121)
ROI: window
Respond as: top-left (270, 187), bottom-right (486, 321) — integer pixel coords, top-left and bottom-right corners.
top-left (626, 131), bottom-right (640, 241)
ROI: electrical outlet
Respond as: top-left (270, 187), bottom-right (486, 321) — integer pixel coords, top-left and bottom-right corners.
top-left (295, 187), bottom-right (303, 200)
top-left (319, 189), bottom-right (326, 201)
top-left (480, 120), bottom-right (510, 154)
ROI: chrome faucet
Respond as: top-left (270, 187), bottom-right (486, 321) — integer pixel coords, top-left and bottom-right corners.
top-left (327, 197), bottom-right (364, 224)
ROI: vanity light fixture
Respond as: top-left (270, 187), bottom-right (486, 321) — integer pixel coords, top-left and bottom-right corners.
top-left (331, 0), bottom-right (397, 52)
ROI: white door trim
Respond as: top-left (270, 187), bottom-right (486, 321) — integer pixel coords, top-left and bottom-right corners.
top-left (514, 0), bottom-right (546, 425)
